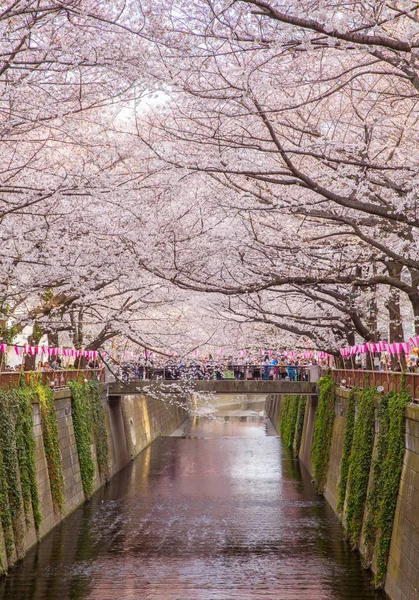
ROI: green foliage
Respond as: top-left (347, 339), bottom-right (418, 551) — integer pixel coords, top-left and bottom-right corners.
top-left (0, 391), bottom-right (24, 559)
top-left (37, 385), bottom-right (65, 512)
top-left (345, 386), bottom-right (376, 549)
top-left (373, 390), bottom-right (409, 587)
top-left (42, 288), bottom-right (54, 303)
top-left (335, 385), bottom-right (409, 588)
top-left (0, 446), bottom-right (14, 567)
top-left (279, 395), bottom-right (300, 448)
top-left (0, 323), bottom-right (18, 344)
top-left (293, 396), bottom-right (307, 456)
top-left (69, 379), bottom-right (109, 498)
top-left (337, 387), bottom-right (357, 513)
top-left (311, 374), bottom-right (336, 493)
top-left (68, 380), bottom-right (95, 498)
top-left (0, 386), bottom-right (42, 567)
top-left (88, 379), bottom-right (109, 481)
top-left (13, 388), bottom-right (41, 531)
top-left (362, 393), bottom-right (390, 566)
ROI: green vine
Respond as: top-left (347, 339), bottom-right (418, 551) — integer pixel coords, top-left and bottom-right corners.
top-left (0, 385), bottom-right (42, 567)
top-left (37, 385), bottom-right (65, 512)
top-left (0, 391), bottom-right (24, 559)
top-left (68, 379), bottom-right (109, 498)
top-left (279, 395), bottom-right (300, 449)
top-left (0, 446), bottom-right (14, 567)
top-left (88, 379), bottom-right (109, 481)
top-left (362, 393), bottom-right (390, 566)
top-left (345, 386), bottom-right (376, 549)
top-left (68, 380), bottom-right (95, 498)
top-left (293, 396), bottom-right (307, 456)
top-left (373, 390), bottom-right (409, 587)
top-left (0, 378), bottom-right (109, 577)
top-left (311, 374), bottom-right (336, 493)
top-left (13, 387), bottom-right (41, 531)
top-left (337, 387), bottom-right (357, 513)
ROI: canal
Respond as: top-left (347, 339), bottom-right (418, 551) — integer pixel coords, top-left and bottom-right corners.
top-left (0, 395), bottom-right (385, 599)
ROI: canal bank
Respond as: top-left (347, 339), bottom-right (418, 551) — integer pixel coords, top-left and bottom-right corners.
top-left (0, 394), bottom-right (384, 599)
top-left (0, 382), bottom-right (187, 575)
top-left (266, 383), bottom-right (419, 600)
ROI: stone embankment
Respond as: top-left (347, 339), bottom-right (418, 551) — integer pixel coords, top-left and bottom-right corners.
top-left (266, 383), bottom-right (419, 600)
top-left (0, 382), bottom-right (187, 574)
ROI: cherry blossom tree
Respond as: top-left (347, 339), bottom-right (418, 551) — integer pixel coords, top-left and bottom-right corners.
top-left (126, 0), bottom-right (419, 353)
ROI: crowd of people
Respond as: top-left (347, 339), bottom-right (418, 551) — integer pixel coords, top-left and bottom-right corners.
top-left (112, 353), bottom-right (320, 382)
top-left (354, 354), bottom-right (419, 372)
top-left (5, 347), bottom-right (419, 377)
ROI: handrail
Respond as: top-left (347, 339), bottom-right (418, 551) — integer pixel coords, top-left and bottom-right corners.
top-left (121, 364), bottom-right (311, 382)
top-left (0, 369), bottom-right (105, 390)
top-left (329, 368), bottom-right (419, 402)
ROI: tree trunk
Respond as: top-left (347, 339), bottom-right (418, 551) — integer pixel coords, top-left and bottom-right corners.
top-left (23, 323), bottom-right (43, 371)
top-left (386, 262), bottom-right (406, 370)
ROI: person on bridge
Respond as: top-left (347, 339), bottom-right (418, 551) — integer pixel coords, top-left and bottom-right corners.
top-left (287, 361), bottom-right (297, 381)
top-left (262, 354), bottom-right (270, 380)
top-left (279, 359), bottom-right (287, 379)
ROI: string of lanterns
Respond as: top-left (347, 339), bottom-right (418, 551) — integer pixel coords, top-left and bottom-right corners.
top-left (0, 343), bottom-right (99, 359)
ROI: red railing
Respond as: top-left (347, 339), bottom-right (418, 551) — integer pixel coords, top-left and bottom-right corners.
top-left (0, 369), bottom-right (105, 390)
top-left (330, 369), bottom-right (419, 402)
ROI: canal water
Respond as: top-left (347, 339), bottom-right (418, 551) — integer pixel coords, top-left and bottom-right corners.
top-left (0, 394), bottom-right (385, 600)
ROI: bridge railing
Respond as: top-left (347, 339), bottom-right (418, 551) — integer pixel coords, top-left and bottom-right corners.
top-left (329, 368), bottom-right (419, 402)
top-left (0, 369), bottom-right (105, 390)
top-left (125, 364), bottom-right (311, 382)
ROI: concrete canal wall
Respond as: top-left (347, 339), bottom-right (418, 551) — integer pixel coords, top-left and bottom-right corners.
top-left (0, 385), bottom-right (187, 574)
top-left (266, 388), bottom-right (419, 600)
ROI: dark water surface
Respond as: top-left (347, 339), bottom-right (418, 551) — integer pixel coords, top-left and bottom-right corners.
top-left (0, 398), bottom-right (385, 600)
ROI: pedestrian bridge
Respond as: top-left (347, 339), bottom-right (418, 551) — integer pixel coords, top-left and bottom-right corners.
top-left (108, 379), bottom-right (318, 396)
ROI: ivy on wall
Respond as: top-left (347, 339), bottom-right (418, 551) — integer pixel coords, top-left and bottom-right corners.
top-left (14, 388), bottom-right (41, 531)
top-left (373, 390), bottom-right (409, 587)
top-left (0, 447), bottom-right (14, 572)
top-left (337, 387), bottom-right (357, 513)
top-left (68, 380), bottom-right (95, 498)
top-left (293, 396), bottom-right (307, 456)
top-left (279, 395), bottom-right (300, 449)
top-left (37, 385), bottom-right (65, 512)
top-left (0, 378), bottom-right (109, 577)
top-left (335, 384), bottom-right (409, 589)
top-left (0, 392), bottom-right (24, 560)
top-left (311, 374), bottom-right (336, 493)
top-left (0, 384), bottom-right (43, 571)
top-left (69, 379), bottom-right (109, 498)
top-left (362, 393), bottom-right (390, 566)
top-left (88, 379), bottom-right (110, 481)
top-left (345, 386), bottom-right (376, 549)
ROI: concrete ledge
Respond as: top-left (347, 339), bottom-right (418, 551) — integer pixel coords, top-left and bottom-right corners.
top-left (109, 380), bottom-right (318, 395)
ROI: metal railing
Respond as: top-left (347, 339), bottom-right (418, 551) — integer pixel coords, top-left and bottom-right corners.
top-left (330, 368), bottom-right (419, 402)
top-left (0, 369), bottom-right (105, 390)
top-left (123, 364), bottom-right (311, 382)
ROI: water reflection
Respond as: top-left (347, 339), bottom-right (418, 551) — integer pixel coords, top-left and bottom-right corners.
top-left (0, 394), bottom-right (384, 600)
top-left (187, 393), bottom-right (267, 438)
